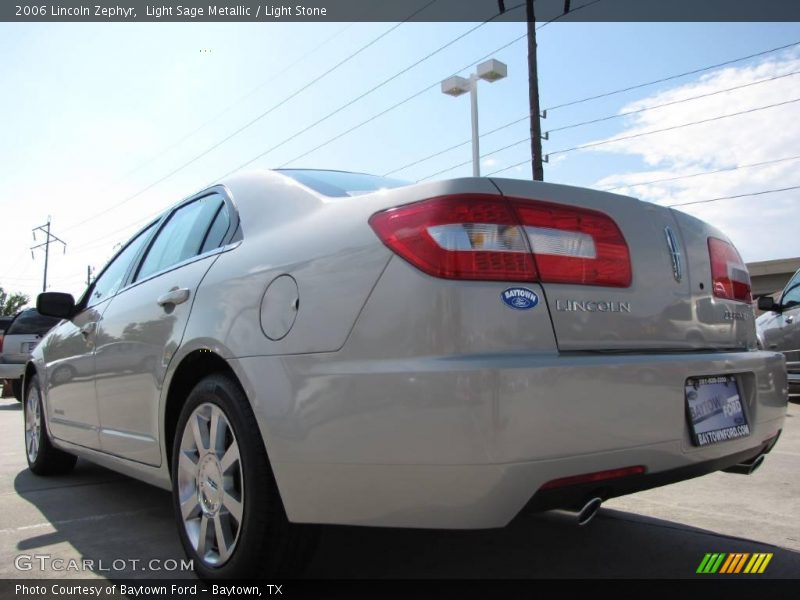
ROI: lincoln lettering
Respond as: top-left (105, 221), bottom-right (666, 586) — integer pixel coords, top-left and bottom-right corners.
top-left (556, 299), bottom-right (632, 313)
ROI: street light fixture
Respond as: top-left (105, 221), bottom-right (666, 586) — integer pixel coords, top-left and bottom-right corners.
top-left (440, 58), bottom-right (508, 177)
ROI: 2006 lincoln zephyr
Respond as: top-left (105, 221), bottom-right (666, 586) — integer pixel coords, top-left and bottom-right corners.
top-left (23, 169), bottom-right (787, 578)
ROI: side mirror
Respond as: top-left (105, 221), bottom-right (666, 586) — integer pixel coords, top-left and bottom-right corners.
top-left (37, 292), bottom-right (76, 319)
top-left (757, 296), bottom-right (779, 312)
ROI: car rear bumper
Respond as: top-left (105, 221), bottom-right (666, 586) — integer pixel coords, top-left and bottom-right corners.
top-left (0, 362), bottom-right (24, 380)
top-left (231, 349), bottom-right (788, 528)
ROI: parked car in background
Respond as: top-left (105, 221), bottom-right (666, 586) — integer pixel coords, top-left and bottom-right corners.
top-left (1, 308), bottom-right (62, 400)
top-left (23, 169), bottom-right (787, 579)
top-left (0, 315), bottom-right (16, 397)
top-left (757, 268), bottom-right (800, 396)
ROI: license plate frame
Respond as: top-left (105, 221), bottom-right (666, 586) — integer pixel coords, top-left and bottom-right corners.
top-left (685, 375), bottom-right (750, 447)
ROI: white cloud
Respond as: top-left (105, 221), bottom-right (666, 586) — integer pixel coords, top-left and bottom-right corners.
top-left (590, 51), bottom-right (800, 262)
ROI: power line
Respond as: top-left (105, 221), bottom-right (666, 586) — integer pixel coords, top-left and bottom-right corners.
top-left (281, 30), bottom-right (531, 171)
top-left (481, 97), bottom-right (800, 177)
top-left (382, 115), bottom-right (529, 176)
top-left (59, 2), bottom-right (437, 238)
top-left (545, 96), bottom-right (800, 159)
top-left (543, 39), bottom-right (800, 112)
top-left (385, 58), bottom-right (799, 178)
top-left (59, 23), bottom-right (355, 235)
top-left (71, 209), bottom-right (162, 253)
top-left (278, 0), bottom-right (591, 173)
top-left (545, 69), bottom-right (800, 135)
top-left (30, 219), bottom-right (67, 293)
top-left (214, 4), bottom-right (525, 182)
top-left (418, 136), bottom-right (531, 181)
top-left (603, 154), bottom-right (800, 191)
top-left (667, 185), bottom-right (800, 207)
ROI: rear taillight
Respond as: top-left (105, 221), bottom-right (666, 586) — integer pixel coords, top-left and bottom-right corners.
top-left (510, 199), bottom-right (631, 287)
top-left (0, 335), bottom-right (3, 354)
top-left (368, 195), bottom-right (536, 281)
top-left (369, 194), bottom-right (631, 286)
top-left (708, 237), bottom-right (751, 303)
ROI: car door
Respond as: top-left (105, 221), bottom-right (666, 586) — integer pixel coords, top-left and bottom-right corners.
top-left (43, 224), bottom-right (157, 449)
top-left (771, 271), bottom-right (800, 384)
top-left (94, 192), bottom-right (232, 466)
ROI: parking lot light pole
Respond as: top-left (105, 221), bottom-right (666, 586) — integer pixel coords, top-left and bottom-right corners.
top-left (441, 59), bottom-right (508, 177)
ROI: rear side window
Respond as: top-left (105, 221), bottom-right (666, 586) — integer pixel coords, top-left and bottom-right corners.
top-left (136, 194), bottom-right (224, 281)
top-left (199, 204), bottom-right (230, 255)
top-left (7, 309), bottom-right (61, 336)
top-left (0, 316), bottom-right (13, 334)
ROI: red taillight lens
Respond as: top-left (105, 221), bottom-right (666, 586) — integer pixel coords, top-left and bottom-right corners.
top-left (369, 195), bottom-right (631, 287)
top-left (368, 195), bottom-right (537, 281)
top-left (0, 335), bottom-right (3, 354)
top-left (511, 199), bottom-right (632, 287)
top-left (708, 237), bottom-right (751, 303)
top-left (540, 465), bottom-right (646, 490)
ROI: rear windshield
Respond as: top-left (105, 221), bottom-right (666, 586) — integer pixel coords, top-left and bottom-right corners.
top-left (0, 317), bottom-right (13, 333)
top-left (7, 309), bottom-right (61, 336)
top-left (276, 169), bottom-right (407, 197)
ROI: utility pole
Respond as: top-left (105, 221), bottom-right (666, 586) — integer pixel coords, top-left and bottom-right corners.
top-left (86, 265), bottom-right (94, 287)
top-left (31, 218), bottom-right (66, 293)
top-left (526, 0), bottom-right (545, 181)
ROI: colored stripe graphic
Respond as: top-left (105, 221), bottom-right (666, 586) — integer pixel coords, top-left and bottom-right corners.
top-left (697, 553), bottom-right (727, 573)
top-left (744, 553), bottom-right (773, 574)
top-left (698, 552), bottom-right (773, 574)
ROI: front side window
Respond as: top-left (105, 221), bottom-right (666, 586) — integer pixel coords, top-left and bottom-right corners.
top-left (89, 223), bottom-right (156, 306)
top-left (136, 194), bottom-right (224, 281)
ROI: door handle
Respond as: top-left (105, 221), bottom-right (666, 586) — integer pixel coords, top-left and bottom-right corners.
top-left (786, 315), bottom-right (795, 324)
top-left (80, 322), bottom-right (97, 338)
top-left (157, 287), bottom-right (190, 307)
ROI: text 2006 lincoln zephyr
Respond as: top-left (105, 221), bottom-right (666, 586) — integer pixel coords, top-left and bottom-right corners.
top-left (23, 169), bottom-right (787, 578)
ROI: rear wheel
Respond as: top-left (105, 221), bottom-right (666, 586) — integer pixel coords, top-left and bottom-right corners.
top-left (171, 374), bottom-right (317, 579)
top-left (25, 375), bottom-right (77, 475)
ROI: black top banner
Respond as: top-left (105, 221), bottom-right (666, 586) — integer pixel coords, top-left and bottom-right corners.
top-left (3, 0), bottom-right (800, 23)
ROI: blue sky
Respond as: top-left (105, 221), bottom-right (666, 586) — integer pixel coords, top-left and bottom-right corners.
top-left (2, 19), bottom-right (799, 302)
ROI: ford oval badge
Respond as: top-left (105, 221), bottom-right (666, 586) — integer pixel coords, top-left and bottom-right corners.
top-left (501, 287), bottom-right (539, 310)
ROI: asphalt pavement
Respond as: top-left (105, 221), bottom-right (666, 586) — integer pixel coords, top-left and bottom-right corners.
top-left (1, 396), bottom-right (798, 579)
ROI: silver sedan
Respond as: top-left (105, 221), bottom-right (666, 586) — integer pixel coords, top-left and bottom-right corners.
top-left (24, 169), bottom-right (787, 579)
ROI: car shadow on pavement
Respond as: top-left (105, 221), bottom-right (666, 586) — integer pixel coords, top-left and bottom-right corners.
top-left (11, 462), bottom-right (800, 579)
top-left (305, 509), bottom-right (800, 579)
top-left (11, 461), bottom-right (186, 579)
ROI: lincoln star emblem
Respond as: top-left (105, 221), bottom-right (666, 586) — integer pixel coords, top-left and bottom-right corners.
top-left (664, 225), bottom-right (683, 283)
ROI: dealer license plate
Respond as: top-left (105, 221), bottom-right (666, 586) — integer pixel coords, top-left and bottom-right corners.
top-left (685, 375), bottom-right (750, 447)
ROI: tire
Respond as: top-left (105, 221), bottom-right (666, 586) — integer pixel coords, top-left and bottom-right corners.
top-left (25, 375), bottom-right (77, 475)
top-left (12, 378), bottom-right (22, 402)
top-left (171, 374), bottom-right (317, 579)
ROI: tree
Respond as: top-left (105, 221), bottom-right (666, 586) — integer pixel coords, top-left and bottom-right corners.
top-left (0, 287), bottom-right (29, 316)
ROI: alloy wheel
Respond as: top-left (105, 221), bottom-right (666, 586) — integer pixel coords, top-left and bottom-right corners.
top-left (25, 386), bottom-right (41, 463)
top-left (177, 402), bottom-right (244, 566)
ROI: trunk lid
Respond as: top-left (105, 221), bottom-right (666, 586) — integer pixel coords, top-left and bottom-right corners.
top-left (490, 178), bottom-right (756, 352)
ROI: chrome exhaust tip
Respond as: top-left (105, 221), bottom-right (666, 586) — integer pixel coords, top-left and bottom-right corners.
top-left (576, 497), bottom-right (603, 526)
